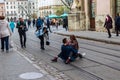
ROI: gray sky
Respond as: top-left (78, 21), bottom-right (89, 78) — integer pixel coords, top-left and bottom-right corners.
top-left (0, 0), bottom-right (4, 3)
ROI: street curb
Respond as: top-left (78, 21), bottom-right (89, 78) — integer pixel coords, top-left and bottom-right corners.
top-left (54, 32), bottom-right (120, 45)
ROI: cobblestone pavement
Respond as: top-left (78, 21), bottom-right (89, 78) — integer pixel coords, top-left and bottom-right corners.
top-left (14, 44), bottom-right (71, 80)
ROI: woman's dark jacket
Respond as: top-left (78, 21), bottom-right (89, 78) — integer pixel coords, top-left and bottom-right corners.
top-left (104, 17), bottom-right (113, 29)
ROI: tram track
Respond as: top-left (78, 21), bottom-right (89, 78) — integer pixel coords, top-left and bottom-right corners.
top-left (13, 33), bottom-right (120, 80)
top-left (14, 34), bottom-right (120, 64)
top-left (49, 41), bottom-right (120, 71)
top-left (13, 37), bottom-right (104, 80)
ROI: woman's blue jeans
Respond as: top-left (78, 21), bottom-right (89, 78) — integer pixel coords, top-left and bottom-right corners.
top-left (1, 36), bottom-right (9, 51)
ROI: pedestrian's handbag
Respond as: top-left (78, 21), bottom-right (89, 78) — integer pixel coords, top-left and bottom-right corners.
top-left (24, 26), bottom-right (28, 32)
top-left (46, 40), bottom-right (50, 45)
top-left (21, 25), bottom-right (28, 32)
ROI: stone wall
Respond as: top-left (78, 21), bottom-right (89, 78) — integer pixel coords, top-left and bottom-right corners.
top-left (68, 11), bottom-right (86, 31)
top-left (95, 15), bottom-right (106, 32)
top-left (79, 11), bottom-right (86, 30)
top-left (95, 0), bottom-right (114, 32)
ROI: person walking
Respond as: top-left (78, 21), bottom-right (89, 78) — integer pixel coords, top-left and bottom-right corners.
top-left (9, 20), bottom-right (15, 33)
top-left (35, 27), bottom-right (49, 50)
top-left (33, 19), bottom-right (36, 28)
top-left (36, 17), bottom-right (43, 30)
top-left (115, 13), bottom-right (120, 36)
top-left (63, 16), bottom-right (68, 31)
top-left (104, 14), bottom-right (113, 38)
top-left (16, 18), bottom-right (27, 48)
top-left (55, 19), bottom-right (59, 30)
top-left (0, 16), bottom-right (12, 53)
top-left (46, 17), bottom-right (52, 33)
top-left (27, 19), bottom-right (31, 29)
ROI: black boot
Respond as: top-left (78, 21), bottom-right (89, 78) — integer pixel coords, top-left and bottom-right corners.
top-left (51, 57), bottom-right (58, 62)
top-left (78, 54), bottom-right (83, 58)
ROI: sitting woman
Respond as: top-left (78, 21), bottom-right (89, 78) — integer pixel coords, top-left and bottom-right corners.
top-left (65, 35), bottom-right (83, 63)
top-left (51, 35), bottom-right (83, 64)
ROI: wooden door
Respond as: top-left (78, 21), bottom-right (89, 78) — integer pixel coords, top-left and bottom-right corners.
top-left (90, 0), bottom-right (96, 31)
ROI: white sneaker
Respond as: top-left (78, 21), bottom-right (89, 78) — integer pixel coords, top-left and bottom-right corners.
top-left (82, 53), bottom-right (86, 57)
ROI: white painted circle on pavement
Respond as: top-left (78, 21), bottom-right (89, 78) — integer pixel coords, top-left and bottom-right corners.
top-left (19, 72), bottom-right (43, 79)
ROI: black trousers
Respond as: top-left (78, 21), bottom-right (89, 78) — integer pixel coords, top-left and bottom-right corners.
top-left (106, 28), bottom-right (111, 37)
top-left (47, 24), bottom-right (52, 32)
top-left (115, 26), bottom-right (120, 36)
top-left (39, 35), bottom-right (44, 49)
top-left (1, 36), bottom-right (9, 51)
top-left (19, 31), bottom-right (26, 47)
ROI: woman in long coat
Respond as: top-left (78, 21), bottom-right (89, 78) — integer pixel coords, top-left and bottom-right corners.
top-left (0, 16), bottom-right (12, 53)
top-left (104, 15), bottom-right (113, 38)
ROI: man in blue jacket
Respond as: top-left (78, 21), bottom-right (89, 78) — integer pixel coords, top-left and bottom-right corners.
top-left (115, 13), bottom-right (120, 36)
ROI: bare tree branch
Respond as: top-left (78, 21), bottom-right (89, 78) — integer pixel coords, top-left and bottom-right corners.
top-left (60, 0), bottom-right (71, 10)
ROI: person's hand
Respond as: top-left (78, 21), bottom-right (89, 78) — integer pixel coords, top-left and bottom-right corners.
top-left (10, 31), bottom-right (12, 36)
top-left (20, 25), bottom-right (23, 28)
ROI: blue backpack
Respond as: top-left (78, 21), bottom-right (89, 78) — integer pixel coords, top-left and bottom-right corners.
top-left (36, 19), bottom-right (42, 27)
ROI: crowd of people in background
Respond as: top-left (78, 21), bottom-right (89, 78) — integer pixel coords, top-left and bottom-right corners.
top-left (0, 15), bottom-right (69, 52)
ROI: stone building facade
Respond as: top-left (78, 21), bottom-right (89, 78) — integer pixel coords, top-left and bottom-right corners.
top-left (4, 0), bottom-right (36, 20)
top-left (0, 3), bottom-right (5, 16)
top-left (39, 0), bottom-right (63, 17)
top-left (69, 0), bottom-right (120, 32)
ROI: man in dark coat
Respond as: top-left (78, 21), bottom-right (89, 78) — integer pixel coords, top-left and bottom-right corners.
top-left (46, 17), bottom-right (52, 33)
top-left (115, 13), bottom-right (120, 36)
top-left (63, 16), bottom-right (68, 31)
top-left (16, 18), bottom-right (27, 48)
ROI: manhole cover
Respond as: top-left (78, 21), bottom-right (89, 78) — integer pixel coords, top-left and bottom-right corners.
top-left (19, 72), bottom-right (43, 79)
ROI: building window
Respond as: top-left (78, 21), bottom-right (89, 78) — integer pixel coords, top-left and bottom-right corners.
top-left (1, 7), bottom-right (3, 9)
top-left (116, 0), bottom-right (120, 13)
top-left (11, 11), bottom-right (13, 14)
top-left (25, 6), bottom-right (27, 8)
top-left (7, 6), bottom-right (8, 9)
top-left (90, 0), bottom-right (96, 18)
top-left (7, 11), bottom-right (9, 14)
top-left (29, 2), bottom-right (31, 5)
